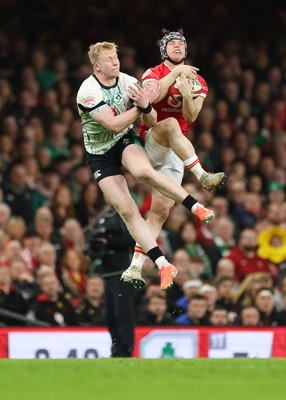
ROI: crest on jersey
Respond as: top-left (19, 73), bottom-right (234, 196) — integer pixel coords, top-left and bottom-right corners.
top-left (114, 93), bottom-right (124, 105)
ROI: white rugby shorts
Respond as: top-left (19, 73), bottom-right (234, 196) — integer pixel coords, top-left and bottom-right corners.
top-left (144, 128), bottom-right (184, 183)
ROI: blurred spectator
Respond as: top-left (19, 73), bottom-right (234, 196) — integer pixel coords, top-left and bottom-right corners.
top-left (0, 136), bottom-right (14, 169)
top-left (135, 280), bottom-right (162, 316)
top-left (175, 293), bottom-right (208, 326)
top-left (233, 272), bottom-right (274, 309)
top-left (177, 221), bottom-right (213, 280)
top-left (189, 255), bottom-right (206, 280)
top-left (266, 181), bottom-right (286, 206)
top-left (235, 192), bottom-right (265, 230)
top-left (4, 239), bottom-right (25, 265)
top-left (77, 275), bottom-right (106, 326)
top-left (36, 167), bottom-right (61, 203)
top-left (214, 258), bottom-right (236, 280)
top-left (227, 179), bottom-right (247, 228)
top-left (204, 215), bottom-right (236, 272)
top-left (10, 259), bottom-right (39, 304)
top-left (1, 115), bottom-right (20, 144)
top-left (259, 157), bottom-right (277, 188)
top-left (274, 276), bottom-right (286, 312)
top-left (35, 146), bottom-right (53, 171)
top-left (254, 287), bottom-right (283, 326)
top-left (50, 184), bottom-right (75, 229)
top-left (257, 225), bottom-right (286, 277)
top-left (265, 202), bottom-right (284, 227)
top-left (0, 228), bottom-right (8, 261)
top-left (21, 228), bottom-right (42, 272)
top-left (199, 284), bottom-right (218, 313)
top-left (27, 274), bottom-right (78, 326)
top-left (233, 305), bottom-right (260, 327)
top-left (215, 276), bottom-right (237, 313)
top-left (136, 293), bottom-right (174, 326)
top-left (43, 121), bottom-right (69, 160)
top-left (35, 264), bottom-right (56, 286)
top-left (33, 206), bottom-right (66, 264)
top-left (0, 265), bottom-right (27, 326)
top-left (31, 49), bottom-right (57, 92)
top-left (53, 155), bottom-right (73, 183)
top-left (69, 163), bottom-right (92, 204)
top-left (5, 216), bottom-right (27, 242)
top-left (0, 203), bottom-right (11, 229)
top-left (2, 162), bottom-right (47, 225)
top-left (59, 218), bottom-right (85, 250)
top-left (36, 241), bottom-right (57, 271)
top-left (166, 249), bottom-right (192, 310)
top-left (208, 306), bottom-right (229, 327)
top-left (247, 174), bottom-right (264, 199)
top-left (60, 248), bottom-right (87, 307)
top-left (226, 228), bottom-right (278, 282)
top-left (175, 279), bottom-right (202, 314)
top-left (74, 181), bottom-right (104, 228)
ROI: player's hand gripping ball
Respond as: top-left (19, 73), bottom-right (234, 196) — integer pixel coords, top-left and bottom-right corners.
top-left (169, 77), bottom-right (202, 101)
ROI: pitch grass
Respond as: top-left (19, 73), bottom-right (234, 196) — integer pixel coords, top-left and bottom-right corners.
top-left (0, 358), bottom-right (285, 400)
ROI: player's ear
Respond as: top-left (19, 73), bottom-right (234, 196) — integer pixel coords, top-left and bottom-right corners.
top-left (93, 62), bottom-right (100, 72)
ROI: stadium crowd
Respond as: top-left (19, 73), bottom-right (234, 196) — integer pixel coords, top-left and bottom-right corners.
top-left (0, 0), bottom-right (286, 328)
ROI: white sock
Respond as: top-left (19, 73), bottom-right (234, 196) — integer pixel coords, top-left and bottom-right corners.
top-left (129, 244), bottom-right (147, 271)
top-left (184, 155), bottom-right (205, 179)
top-left (155, 256), bottom-right (169, 270)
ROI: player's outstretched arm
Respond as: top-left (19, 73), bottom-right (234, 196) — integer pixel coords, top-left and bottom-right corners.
top-left (92, 106), bottom-right (141, 134)
top-left (176, 74), bottom-right (203, 123)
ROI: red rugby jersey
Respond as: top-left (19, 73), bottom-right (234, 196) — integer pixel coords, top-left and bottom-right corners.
top-left (140, 62), bottom-right (208, 141)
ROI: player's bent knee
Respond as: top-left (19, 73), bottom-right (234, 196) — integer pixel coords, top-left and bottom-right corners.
top-left (116, 202), bottom-right (138, 222)
top-left (160, 117), bottom-right (180, 130)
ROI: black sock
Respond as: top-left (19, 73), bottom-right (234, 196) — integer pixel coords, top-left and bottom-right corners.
top-left (147, 246), bottom-right (164, 263)
top-left (182, 195), bottom-right (197, 211)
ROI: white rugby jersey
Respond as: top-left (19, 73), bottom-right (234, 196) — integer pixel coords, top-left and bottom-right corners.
top-left (77, 73), bottom-right (138, 155)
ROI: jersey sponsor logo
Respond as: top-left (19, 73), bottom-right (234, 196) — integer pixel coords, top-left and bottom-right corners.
top-left (161, 106), bottom-right (181, 113)
top-left (94, 170), bottom-right (102, 179)
top-left (167, 94), bottom-right (182, 108)
top-left (83, 93), bottom-right (96, 107)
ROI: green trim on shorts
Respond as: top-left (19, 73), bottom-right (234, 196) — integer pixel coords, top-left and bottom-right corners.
top-left (130, 129), bottom-right (143, 147)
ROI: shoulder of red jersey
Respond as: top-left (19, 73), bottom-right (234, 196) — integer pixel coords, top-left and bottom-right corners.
top-left (141, 63), bottom-right (168, 83)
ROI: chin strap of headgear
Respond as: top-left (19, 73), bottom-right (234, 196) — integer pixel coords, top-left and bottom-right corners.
top-left (159, 31), bottom-right (187, 65)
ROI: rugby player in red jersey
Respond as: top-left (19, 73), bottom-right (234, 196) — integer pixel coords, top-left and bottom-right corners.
top-left (121, 30), bottom-right (226, 289)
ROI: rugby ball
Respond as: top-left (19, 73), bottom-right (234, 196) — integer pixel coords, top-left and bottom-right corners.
top-left (172, 77), bottom-right (202, 99)
top-left (191, 79), bottom-right (203, 98)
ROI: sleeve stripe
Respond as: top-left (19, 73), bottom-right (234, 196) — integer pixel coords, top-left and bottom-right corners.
top-left (78, 100), bottom-right (106, 113)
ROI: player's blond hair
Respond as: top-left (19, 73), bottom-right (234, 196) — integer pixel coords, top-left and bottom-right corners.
top-left (88, 42), bottom-right (118, 63)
